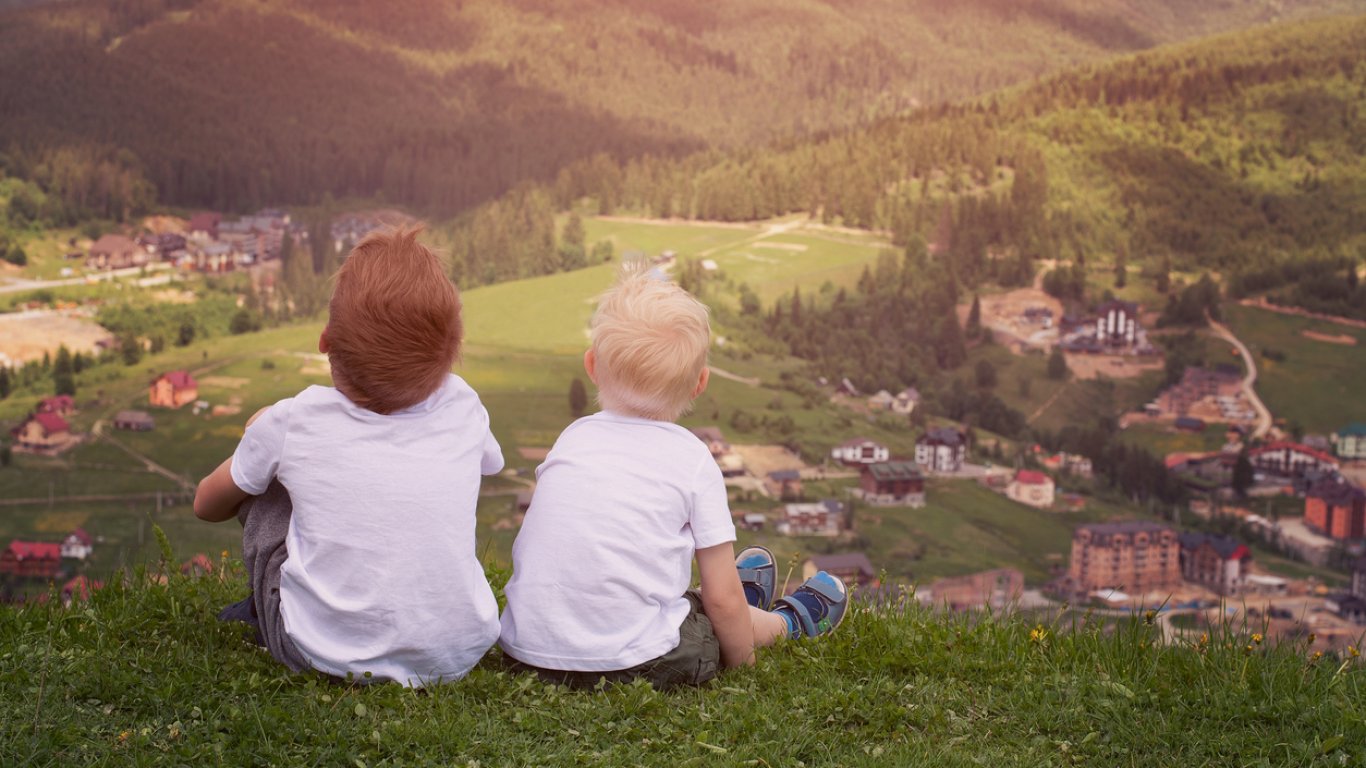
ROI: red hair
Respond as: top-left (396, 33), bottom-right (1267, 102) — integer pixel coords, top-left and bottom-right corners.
top-left (326, 225), bottom-right (462, 414)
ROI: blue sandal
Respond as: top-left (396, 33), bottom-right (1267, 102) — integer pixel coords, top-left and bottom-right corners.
top-left (774, 571), bottom-right (847, 638)
top-left (735, 546), bottom-right (776, 610)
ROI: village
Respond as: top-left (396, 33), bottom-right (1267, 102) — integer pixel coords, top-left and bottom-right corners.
top-left (2, 217), bottom-right (1365, 655)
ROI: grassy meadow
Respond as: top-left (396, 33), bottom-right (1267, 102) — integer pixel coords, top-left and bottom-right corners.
top-left (1222, 303), bottom-right (1366, 434)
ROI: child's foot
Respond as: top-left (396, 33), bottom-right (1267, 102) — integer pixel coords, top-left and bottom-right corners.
top-left (735, 546), bottom-right (776, 610)
top-left (773, 571), bottom-right (847, 639)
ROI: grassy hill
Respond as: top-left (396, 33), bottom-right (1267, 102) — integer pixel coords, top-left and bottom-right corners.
top-left (0, 567), bottom-right (1361, 765)
top-left (0, 0), bottom-right (1358, 216)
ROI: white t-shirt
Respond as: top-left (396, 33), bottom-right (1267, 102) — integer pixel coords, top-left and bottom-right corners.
top-left (499, 410), bottom-right (736, 671)
top-left (230, 374), bottom-right (504, 687)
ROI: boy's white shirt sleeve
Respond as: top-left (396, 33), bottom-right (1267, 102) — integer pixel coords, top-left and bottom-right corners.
top-left (480, 410), bottom-right (504, 475)
top-left (688, 456), bottom-right (735, 549)
top-left (229, 399), bottom-right (293, 496)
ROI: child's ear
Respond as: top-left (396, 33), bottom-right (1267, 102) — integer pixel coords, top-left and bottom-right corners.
top-left (318, 326), bottom-right (331, 354)
top-left (583, 348), bottom-right (598, 384)
top-left (693, 366), bottom-right (710, 398)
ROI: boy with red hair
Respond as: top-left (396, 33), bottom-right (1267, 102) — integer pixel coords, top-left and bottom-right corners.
top-left (195, 226), bottom-right (503, 687)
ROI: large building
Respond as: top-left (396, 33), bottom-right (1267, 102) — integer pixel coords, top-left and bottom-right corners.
top-left (1067, 521), bottom-right (1181, 596)
top-left (1177, 533), bottom-right (1250, 596)
top-left (1335, 423), bottom-right (1366, 460)
top-left (1304, 477), bottom-right (1366, 541)
top-left (1249, 441), bottom-right (1339, 479)
top-left (858, 461), bottom-right (926, 507)
top-left (915, 427), bottom-right (966, 473)
top-left (1095, 300), bottom-right (1138, 348)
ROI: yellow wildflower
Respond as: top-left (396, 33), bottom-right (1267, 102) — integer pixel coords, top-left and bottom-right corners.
top-left (1307, 633), bottom-right (1316, 644)
top-left (1251, 633), bottom-right (1263, 645)
top-left (1199, 633), bottom-right (1209, 645)
top-left (1143, 610), bottom-right (1155, 626)
top-left (118, 731), bottom-right (130, 743)
top-left (1350, 646), bottom-right (1360, 658)
top-left (1029, 625), bottom-right (1048, 644)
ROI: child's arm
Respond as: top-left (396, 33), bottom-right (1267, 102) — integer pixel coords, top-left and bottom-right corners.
top-left (696, 542), bottom-right (756, 668)
top-left (194, 457), bottom-right (248, 522)
top-left (193, 406), bottom-right (271, 523)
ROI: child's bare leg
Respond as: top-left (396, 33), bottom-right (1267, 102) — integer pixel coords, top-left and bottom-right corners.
top-left (750, 606), bottom-right (789, 647)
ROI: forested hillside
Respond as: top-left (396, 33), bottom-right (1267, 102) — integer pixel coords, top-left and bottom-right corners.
top-left (0, 0), bottom-right (1357, 217)
top-left (448, 15), bottom-right (1364, 312)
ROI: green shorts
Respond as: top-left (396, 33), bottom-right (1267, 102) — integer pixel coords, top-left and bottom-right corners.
top-left (504, 590), bottom-right (721, 690)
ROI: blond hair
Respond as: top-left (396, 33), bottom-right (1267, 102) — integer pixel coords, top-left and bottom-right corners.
top-left (327, 225), bottom-right (462, 414)
top-left (590, 264), bottom-right (710, 422)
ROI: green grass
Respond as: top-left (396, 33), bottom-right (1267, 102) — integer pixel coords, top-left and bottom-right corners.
top-left (583, 216), bottom-right (888, 306)
top-left (1222, 303), bottom-right (1366, 434)
top-left (0, 568), bottom-right (1361, 766)
top-left (1120, 422), bottom-right (1231, 457)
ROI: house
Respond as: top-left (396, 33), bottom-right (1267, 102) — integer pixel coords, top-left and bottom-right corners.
top-left (892, 387), bottom-right (920, 415)
top-left (0, 540), bottom-right (62, 579)
top-left (37, 395), bottom-right (75, 416)
top-left (10, 412), bottom-right (71, 450)
top-left (60, 529), bottom-right (93, 560)
top-left (1065, 521), bottom-right (1181, 597)
top-left (739, 512), bottom-right (766, 531)
top-left (835, 377), bottom-right (859, 397)
top-left (188, 212), bottom-right (222, 240)
top-left (766, 470), bottom-right (803, 501)
top-left (86, 234), bottom-right (146, 270)
top-left (113, 410), bottom-right (155, 431)
top-left (141, 232), bottom-right (187, 260)
top-left (1042, 452), bottom-right (1093, 478)
top-left (1249, 441), bottom-right (1340, 479)
top-left (1094, 300), bottom-right (1138, 348)
top-left (867, 390), bottom-right (895, 411)
top-left (929, 568), bottom-right (1024, 611)
top-left (859, 461), bottom-right (926, 507)
top-left (1334, 423), bottom-right (1366, 460)
top-left (690, 427), bottom-right (730, 458)
top-left (915, 427), bottom-right (966, 473)
top-left (1304, 477), bottom-right (1366, 541)
top-left (802, 553), bottom-right (878, 589)
top-left (149, 371), bottom-right (198, 409)
top-left (1326, 593), bottom-right (1366, 624)
top-left (61, 575), bottom-right (101, 606)
top-left (831, 437), bottom-right (890, 466)
top-left (1177, 533), bottom-right (1250, 596)
top-left (1007, 470), bottom-right (1055, 508)
top-left (776, 500), bottom-right (844, 537)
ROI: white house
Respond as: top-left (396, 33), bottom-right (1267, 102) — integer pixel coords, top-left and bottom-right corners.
top-left (915, 427), bottom-right (966, 473)
top-left (1006, 470), bottom-right (1055, 508)
top-left (831, 437), bottom-right (890, 466)
top-left (60, 528), bottom-right (93, 560)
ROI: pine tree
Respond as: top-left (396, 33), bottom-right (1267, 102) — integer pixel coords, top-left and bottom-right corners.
top-left (1232, 449), bottom-right (1254, 498)
top-left (1114, 248), bottom-right (1127, 289)
top-left (52, 345), bottom-right (75, 397)
top-left (0, 366), bottom-right (11, 399)
top-left (966, 295), bottom-right (982, 338)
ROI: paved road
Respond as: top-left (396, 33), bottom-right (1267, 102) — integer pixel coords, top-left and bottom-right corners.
top-left (1206, 315), bottom-right (1274, 438)
top-left (0, 263), bottom-right (174, 294)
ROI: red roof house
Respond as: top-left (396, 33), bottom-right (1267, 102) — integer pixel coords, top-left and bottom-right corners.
top-left (1, 540), bottom-right (63, 579)
top-left (1007, 469), bottom-right (1055, 508)
top-left (149, 371), bottom-right (199, 409)
top-left (37, 395), bottom-right (75, 416)
top-left (11, 412), bottom-right (71, 450)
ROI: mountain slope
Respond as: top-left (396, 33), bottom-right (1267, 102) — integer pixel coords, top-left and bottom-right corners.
top-left (0, 0), bottom-right (1359, 214)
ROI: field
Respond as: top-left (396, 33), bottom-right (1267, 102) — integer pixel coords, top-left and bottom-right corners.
top-left (582, 216), bottom-right (889, 306)
top-left (1222, 303), bottom-right (1366, 433)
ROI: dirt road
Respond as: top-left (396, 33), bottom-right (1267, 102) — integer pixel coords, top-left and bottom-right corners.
top-left (1207, 316), bottom-right (1273, 438)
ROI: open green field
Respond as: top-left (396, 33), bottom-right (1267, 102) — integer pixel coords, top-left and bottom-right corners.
top-left (1223, 303), bottom-right (1366, 434)
top-left (1120, 422), bottom-right (1231, 457)
top-left (583, 216), bottom-right (889, 306)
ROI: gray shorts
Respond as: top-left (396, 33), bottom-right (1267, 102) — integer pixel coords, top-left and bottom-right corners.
top-left (504, 590), bottom-right (721, 690)
top-left (237, 479), bottom-right (311, 673)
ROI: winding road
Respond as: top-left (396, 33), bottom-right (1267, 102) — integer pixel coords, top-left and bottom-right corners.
top-left (1206, 316), bottom-right (1274, 439)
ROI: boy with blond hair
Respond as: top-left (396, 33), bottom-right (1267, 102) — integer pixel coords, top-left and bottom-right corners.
top-left (194, 226), bottom-right (504, 687)
top-left (499, 264), bottom-right (846, 688)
